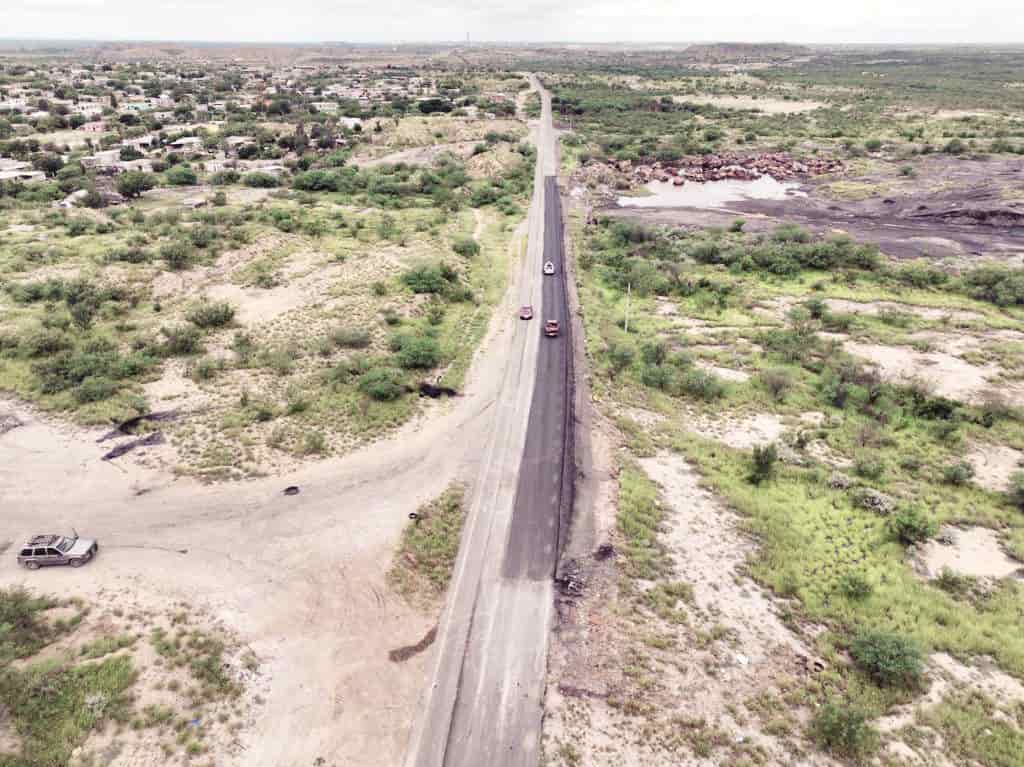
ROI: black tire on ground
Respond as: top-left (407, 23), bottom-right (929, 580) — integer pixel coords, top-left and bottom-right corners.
top-left (24, 561), bottom-right (40, 570)
top-left (69, 558), bottom-right (84, 568)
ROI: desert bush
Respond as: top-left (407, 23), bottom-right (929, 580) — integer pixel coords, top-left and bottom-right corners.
top-left (161, 325), bottom-right (204, 356)
top-left (748, 443), bottom-right (778, 485)
top-left (74, 375), bottom-right (118, 403)
top-left (889, 505), bottom-right (937, 545)
top-left (679, 369), bottom-right (725, 401)
top-left (451, 237), bottom-right (480, 258)
top-left (393, 334), bottom-right (441, 369)
top-left (357, 367), bottom-right (406, 401)
top-left (165, 164), bottom-right (198, 186)
top-left (244, 172), bottom-right (279, 188)
top-left (810, 702), bottom-right (878, 759)
top-left (331, 327), bottom-right (372, 349)
top-left (759, 368), bottom-right (793, 401)
top-left (1009, 472), bottom-right (1024, 510)
top-left (607, 343), bottom-right (635, 378)
top-left (401, 263), bottom-right (457, 294)
top-left (942, 461), bottom-right (975, 485)
top-left (849, 630), bottom-right (924, 687)
top-left (838, 571), bottom-right (873, 600)
top-left (186, 301), bottom-right (236, 329)
top-left (853, 455), bottom-right (885, 480)
top-left (161, 241), bottom-right (194, 271)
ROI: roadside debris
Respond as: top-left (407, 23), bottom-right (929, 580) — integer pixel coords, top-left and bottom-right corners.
top-left (101, 432), bottom-right (164, 461)
top-left (97, 410), bottom-right (180, 442)
top-left (0, 413), bottom-right (23, 437)
top-left (417, 381), bottom-right (459, 398)
top-left (389, 625), bottom-right (438, 663)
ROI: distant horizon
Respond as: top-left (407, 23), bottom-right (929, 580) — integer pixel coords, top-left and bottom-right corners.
top-left (2, 37), bottom-right (1024, 48)
top-left (4, 0), bottom-right (1024, 48)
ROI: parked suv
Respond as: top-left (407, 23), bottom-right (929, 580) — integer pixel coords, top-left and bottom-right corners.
top-left (17, 534), bottom-right (98, 570)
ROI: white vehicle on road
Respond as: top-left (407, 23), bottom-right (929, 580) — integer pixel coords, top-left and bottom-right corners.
top-left (543, 260), bottom-right (555, 275)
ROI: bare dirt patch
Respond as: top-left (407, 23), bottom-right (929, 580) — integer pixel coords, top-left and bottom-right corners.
top-left (824, 298), bottom-right (985, 324)
top-left (966, 441), bottom-right (1024, 492)
top-left (672, 94), bottom-right (825, 113)
top-left (918, 526), bottom-right (1023, 579)
top-left (543, 452), bottom-right (825, 766)
top-left (844, 340), bottom-right (1024, 406)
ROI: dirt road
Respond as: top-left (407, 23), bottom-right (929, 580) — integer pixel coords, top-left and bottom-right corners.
top-left (404, 76), bottom-right (568, 767)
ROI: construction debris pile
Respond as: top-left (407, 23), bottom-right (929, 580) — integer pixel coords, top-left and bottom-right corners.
top-left (629, 152), bottom-right (844, 184)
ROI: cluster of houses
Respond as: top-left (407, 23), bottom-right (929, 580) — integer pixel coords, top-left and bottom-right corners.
top-left (0, 58), bottom-right (519, 196)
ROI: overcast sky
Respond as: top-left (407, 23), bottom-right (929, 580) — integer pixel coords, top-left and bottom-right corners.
top-left (4, 0), bottom-right (1024, 44)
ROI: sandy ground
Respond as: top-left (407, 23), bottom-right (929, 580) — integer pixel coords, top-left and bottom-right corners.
top-left (543, 451), bottom-right (830, 766)
top-left (842, 339), bottom-right (1024, 406)
top-left (966, 441), bottom-right (1024, 492)
top-left (672, 94), bottom-right (824, 113)
top-left (918, 526), bottom-right (1023, 579)
top-left (0, 201), bottom-right (529, 766)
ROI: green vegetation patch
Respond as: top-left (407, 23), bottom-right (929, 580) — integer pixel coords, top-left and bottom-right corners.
top-left (389, 484), bottom-right (467, 600)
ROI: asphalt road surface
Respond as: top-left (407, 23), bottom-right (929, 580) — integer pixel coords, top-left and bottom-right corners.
top-left (404, 77), bottom-right (569, 767)
top-left (503, 177), bottom-right (571, 581)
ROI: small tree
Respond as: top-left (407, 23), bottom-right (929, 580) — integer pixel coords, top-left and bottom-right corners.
top-left (165, 165), bottom-right (197, 186)
top-left (116, 171), bottom-right (156, 199)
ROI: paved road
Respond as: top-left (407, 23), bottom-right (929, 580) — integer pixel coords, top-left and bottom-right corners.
top-left (405, 76), bottom-right (569, 767)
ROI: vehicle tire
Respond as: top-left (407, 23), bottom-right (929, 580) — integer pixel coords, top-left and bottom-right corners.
top-left (24, 561), bottom-right (40, 570)
top-left (69, 558), bottom-right (84, 568)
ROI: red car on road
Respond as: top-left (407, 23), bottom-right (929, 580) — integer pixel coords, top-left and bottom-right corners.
top-left (544, 320), bottom-right (559, 337)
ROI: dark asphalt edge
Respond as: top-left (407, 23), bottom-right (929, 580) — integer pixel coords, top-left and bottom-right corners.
top-left (548, 177), bottom-right (576, 573)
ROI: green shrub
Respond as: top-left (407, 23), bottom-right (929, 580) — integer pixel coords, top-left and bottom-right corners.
top-left (838, 571), bottom-right (873, 600)
top-left (161, 325), bottom-right (204, 356)
top-left (1009, 471), bottom-right (1024, 510)
top-left (849, 630), bottom-right (924, 687)
top-left (452, 237), bottom-right (480, 258)
top-left (165, 165), bottom-right (198, 186)
top-left (942, 461), bottom-right (975, 485)
top-left (186, 301), bottom-right (236, 328)
top-left (748, 443), bottom-right (778, 485)
top-left (74, 376), bottom-right (118, 403)
top-left (331, 327), bottom-right (372, 349)
top-left (243, 172), bottom-right (279, 188)
top-left (810, 702), bottom-right (878, 759)
top-left (161, 241), bottom-right (194, 271)
top-left (358, 367), bottom-right (406, 401)
top-left (401, 263), bottom-right (456, 294)
top-left (759, 368), bottom-right (793, 401)
top-left (889, 505), bottom-right (937, 545)
top-left (607, 343), bottom-right (635, 378)
top-left (394, 334), bottom-right (441, 369)
top-left (853, 455), bottom-right (885, 480)
top-left (679, 369), bottom-right (725, 401)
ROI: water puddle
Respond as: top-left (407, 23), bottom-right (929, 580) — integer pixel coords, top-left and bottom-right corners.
top-left (618, 177), bottom-right (806, 209)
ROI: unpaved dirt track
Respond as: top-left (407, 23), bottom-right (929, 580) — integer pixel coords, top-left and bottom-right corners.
top-left (405, 76), bottom-right (568, 767)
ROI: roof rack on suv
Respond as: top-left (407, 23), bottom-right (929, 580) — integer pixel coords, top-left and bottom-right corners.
top-left (26, 534), bottom-right (60, 546)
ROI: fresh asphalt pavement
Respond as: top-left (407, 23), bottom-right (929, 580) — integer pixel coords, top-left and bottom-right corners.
top-left (404, 78), bottom-right (569, 767)
top-left (503, 177), bottom-right (570, 582)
